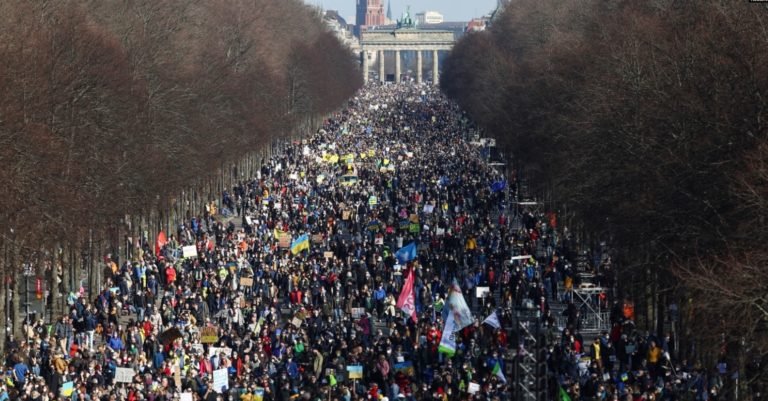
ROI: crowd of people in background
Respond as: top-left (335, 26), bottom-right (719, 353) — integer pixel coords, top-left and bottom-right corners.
top-left (4, 84), bottom-right (727, 401)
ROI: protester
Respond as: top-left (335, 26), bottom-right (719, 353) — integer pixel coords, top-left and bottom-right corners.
top-left (5, 83), bottom-right (707, 401)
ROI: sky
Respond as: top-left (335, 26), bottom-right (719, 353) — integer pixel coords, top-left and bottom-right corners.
top-left (307, 0), bottom-right (499, 24)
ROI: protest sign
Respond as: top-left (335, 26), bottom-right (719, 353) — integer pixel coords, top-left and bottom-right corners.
top-left (279, 234), bottom-right (291, 248)
top-left (60, 382), bottom-right (75, 397)
top-left (115, 367), bottom-right (135, 383)
top-left (239, 277), bottom-right (254, 286)
top-left (346, 365), bottom-right (363, 380)
top-left (393, 361), bottom-right (414, 376)
top-left (213, 368), bottom-right (229, 393)
top-left (468, 382), bottom-right (481, 394)
top-left (200, 326), bottom-right (219, 344)
top-left (182, 245), bottom-right (197, 259)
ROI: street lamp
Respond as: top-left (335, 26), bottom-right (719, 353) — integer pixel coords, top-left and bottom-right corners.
top-left (22, 263), bottom-right (34, 324)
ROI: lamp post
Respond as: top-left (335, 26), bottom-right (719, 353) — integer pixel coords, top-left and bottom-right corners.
top-left (22, 263), bottom-right (33, 325)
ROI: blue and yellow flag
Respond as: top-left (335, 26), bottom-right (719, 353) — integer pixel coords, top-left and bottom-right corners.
top-left (290, 234), bottom-right (310, 255)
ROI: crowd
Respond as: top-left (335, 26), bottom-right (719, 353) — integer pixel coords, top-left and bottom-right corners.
top-left (4, 84), bottom-right (726, 401)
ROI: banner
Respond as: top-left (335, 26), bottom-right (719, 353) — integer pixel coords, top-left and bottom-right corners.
top-left (346, 365), bottom-right (363, 380)
top-left (200, 326), bottom-right (219, 344)
top-left (182, 245), bottom-right (198, 259)
top-left (239, 277), bottom-right (254, 287)
top-left (438, 312), bottom-right (457, 357)
top-left (155, 231), bottom-right (167, 257)
top-left (115, 367), bottom-right (135, 383)
top-left (290, 234), bottom-right (310, 255)
top-left (483, 311), bottom-right (501, 329)
top-left (393, 361), bottom-right (415, 376)
top-left (278, 233), bottom-right (291, 249)
top-left (396, 268), bottom-right (417, 322)
top-left (213, 368), bottom-right (229, 393)
top-left (445, 279), bottom-right (474, 331)
top-left (395, 242), bottom-right (417, 265)
top-left (60, 382), bottom-right (75, 397)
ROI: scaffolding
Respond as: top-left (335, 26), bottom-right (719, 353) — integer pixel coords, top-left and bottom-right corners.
top-left (513, 309), bottom-right (548, 401)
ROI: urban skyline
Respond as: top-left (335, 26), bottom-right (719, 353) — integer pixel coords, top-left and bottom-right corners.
top-left (309, 0), bottom-right (499, 23)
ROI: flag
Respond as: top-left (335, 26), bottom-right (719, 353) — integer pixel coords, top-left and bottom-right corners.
top-left (490, 180), bottom-right (507, 193)
top-left (438, 312), bottom-right (457, 357)
top-left (492, 361), bottom-right (506, 383)
top-left (558, 386), bottom-right (571, 401)
top-left (396, 268), bottom-right (417, 322)
top-left (445, 279), bottom-right (474, 331)
top-left (290, 234), bottom-right (310, 255)
top-left (483, 311), bottom-right (501, 329)
top-left (395, 242), bottom-right (417, 265)
top-left (155, 231), bottom-right (167, 257)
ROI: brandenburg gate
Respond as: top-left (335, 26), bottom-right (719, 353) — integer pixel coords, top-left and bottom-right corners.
top-left (359, 13), bottom-right (455, 85)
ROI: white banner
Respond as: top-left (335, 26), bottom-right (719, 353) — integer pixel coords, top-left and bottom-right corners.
top-left (182, 245), bottom-right (198, 259)
top-left (115, 367), bottom-right (135, 383)
top-left (213, 368), bottom-right (229, 393)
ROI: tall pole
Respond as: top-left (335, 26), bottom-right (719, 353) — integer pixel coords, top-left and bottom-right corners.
top-left (362, 50), bottom-right (369, 82)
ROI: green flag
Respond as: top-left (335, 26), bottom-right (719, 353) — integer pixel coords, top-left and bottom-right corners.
top-left (492, 361), bottom-right (506, 383)
top-left (559, 386), bottom-right (571, 401)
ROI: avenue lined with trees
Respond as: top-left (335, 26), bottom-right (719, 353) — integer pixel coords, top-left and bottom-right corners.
top-left (441, 0), bottom-right (768, 395)
top-left (0, 0), bottom-right (361, 347)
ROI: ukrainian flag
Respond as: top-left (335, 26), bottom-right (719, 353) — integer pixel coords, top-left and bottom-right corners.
top-left (290, 233), bottom-right (310, 255)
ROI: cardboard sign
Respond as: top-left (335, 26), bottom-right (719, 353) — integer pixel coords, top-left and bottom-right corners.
top-left (291, 317), bottom-right (303, 328)
top-left (346, 365), bottom-right (363, 380)
top-left (476, 287), bottom-right (491, 298)
top-left (180, 394), bottom-right (193, 401)
top-left (115, 367), bottom-right (135, 383)
top-left (213, 368), bottom-right (229, 393)
top-left (239, 277), bottom-right (254, 286)
top-left (182, 245), bottom-right (198, 259)
top-left (278, 233), bottom-right (291, 248)
top-left (342, 211), bottom-right (351, 220)
top-left (323, 251), bottom-right (334, 259)
top-left (468, 382), bottom-right (481, 394)
top-left (200, 326), bottom-right (219, 344)
top-left (312, 234), bottom-right (323, 244)
top-left (374, 236), bottom-right (384, 245)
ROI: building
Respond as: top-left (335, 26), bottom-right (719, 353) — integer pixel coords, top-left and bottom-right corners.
top-left (465, 17), bottom-right (490, 33)
top-left (355, 0), bottom-right (386, 37)
top-left (415, 11), bottom-right (444, 25)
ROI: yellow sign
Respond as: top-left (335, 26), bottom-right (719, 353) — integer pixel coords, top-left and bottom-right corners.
top-left (200, 326), bottom-right (219, 344)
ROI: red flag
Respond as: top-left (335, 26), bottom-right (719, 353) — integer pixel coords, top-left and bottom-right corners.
top-left (155, 231), bottom-right (168, 257)
top-left (396, 267), bottom-right (418, 323)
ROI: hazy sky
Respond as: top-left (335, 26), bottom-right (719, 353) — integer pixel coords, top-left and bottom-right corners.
top-left (307, 0), bottom-right (499, 23)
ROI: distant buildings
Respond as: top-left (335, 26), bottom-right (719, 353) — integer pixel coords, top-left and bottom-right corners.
top-left (355, 0), bottom-right (386, 37)
top-left (415, 11), bottom-right (444, 25)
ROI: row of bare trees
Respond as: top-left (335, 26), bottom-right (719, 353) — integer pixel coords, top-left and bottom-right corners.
top-left (0, 0), bottom-right (360, 348)
top-left (442, 0), bottom-right (768, 394)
